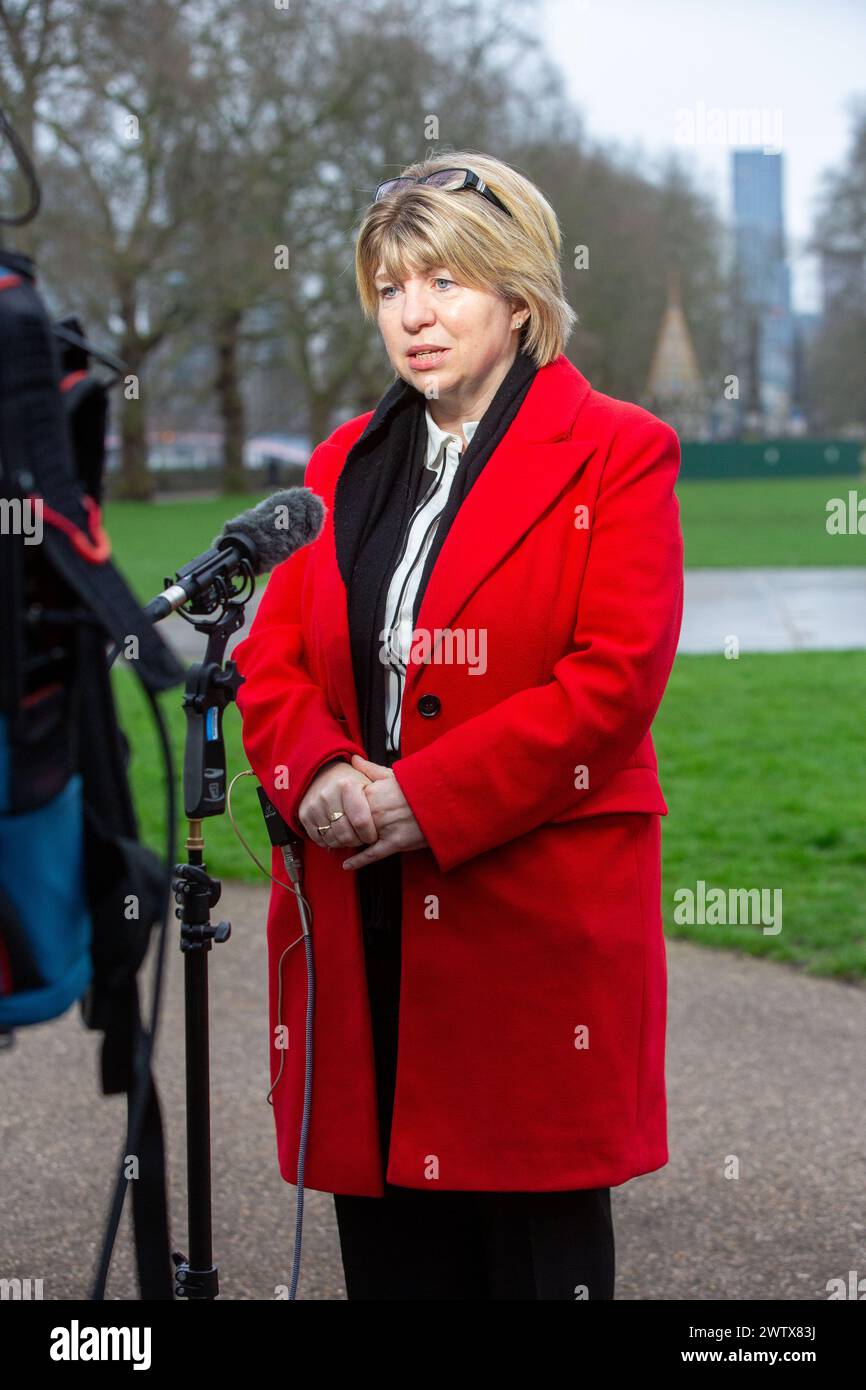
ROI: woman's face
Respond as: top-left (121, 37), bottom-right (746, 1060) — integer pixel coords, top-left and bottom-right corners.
top-left (374, 262), bottom-right (522, 409)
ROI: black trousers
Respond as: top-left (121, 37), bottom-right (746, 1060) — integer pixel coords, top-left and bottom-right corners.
top-left (333, 911), bottom-right (616, 1300)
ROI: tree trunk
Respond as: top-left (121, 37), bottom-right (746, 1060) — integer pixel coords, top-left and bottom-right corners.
top-left (117, 338), bottom-right (154, 500)
top-left (215, 309), bottom-right (246, 494)
top-left (308, 393), bottom-right (332, 449)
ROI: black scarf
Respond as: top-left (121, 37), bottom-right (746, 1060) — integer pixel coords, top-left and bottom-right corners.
top-left (333, 345), bottom-right (538, 934)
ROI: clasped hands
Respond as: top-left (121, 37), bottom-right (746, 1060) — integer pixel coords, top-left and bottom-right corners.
top-left (298, 753), bottom-right (428, 869)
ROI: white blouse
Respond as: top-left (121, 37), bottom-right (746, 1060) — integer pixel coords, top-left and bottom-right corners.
top-left (382, 405), bottom-right (480, 757)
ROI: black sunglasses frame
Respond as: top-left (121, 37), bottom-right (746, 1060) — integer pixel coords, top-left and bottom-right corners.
top-left (374, 167), bottom-right (512, 219)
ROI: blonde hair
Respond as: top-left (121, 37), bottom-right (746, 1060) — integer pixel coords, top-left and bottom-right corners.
top-left (354, 150), bottom-right (577, 368)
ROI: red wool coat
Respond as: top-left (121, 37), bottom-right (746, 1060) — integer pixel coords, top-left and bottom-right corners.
top-left (232, 353), bottom-right (684, 1197)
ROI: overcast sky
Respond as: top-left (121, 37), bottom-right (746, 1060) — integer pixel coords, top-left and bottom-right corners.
top-left (540, 0), bottom-right (865, 313)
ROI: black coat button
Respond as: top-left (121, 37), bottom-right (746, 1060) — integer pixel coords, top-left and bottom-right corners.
top-left (417, 693), bottom-right (441, 718)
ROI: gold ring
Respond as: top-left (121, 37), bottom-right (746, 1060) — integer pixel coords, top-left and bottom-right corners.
top-left (317, 808), bottom-right (345, 848)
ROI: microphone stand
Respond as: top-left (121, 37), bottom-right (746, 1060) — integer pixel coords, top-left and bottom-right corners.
top-left (168, 583), bottom-right (248, 1299)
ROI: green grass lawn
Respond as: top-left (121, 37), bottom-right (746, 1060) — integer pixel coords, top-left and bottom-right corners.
top-left (112, 648), bottom-right (866, 983)
top-left (659, 650), bottom-right (866, 981)
top-left (103, 473), bottom-right (866, 601)
top-left (679, 475), bottom-right (866, 567)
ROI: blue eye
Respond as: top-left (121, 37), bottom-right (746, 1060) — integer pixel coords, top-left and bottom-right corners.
top-left (378, 276), bottom-right (454, 299)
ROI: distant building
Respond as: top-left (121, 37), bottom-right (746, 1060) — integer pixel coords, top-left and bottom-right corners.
top-left (644, 269), bottom-right (709, 439)
top-left (731, 149), bottom-right (795, 434)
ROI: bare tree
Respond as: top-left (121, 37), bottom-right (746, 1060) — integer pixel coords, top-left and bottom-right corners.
top-left (807, 100), bottom-right (866, 432)
top-left (1, 0), bottom-right (730, 492)
top-left (5, 0), bottom-right (224, 497)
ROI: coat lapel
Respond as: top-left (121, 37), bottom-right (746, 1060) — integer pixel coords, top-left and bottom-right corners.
top-left (321, 354), bottom-right (597, 740)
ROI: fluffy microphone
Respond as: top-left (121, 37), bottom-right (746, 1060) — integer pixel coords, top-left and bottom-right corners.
top-left (144, 487), bottom-right (324, 622)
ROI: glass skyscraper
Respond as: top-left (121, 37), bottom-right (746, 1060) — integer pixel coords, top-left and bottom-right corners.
top-left (732, 149), bottom-right (795, 433)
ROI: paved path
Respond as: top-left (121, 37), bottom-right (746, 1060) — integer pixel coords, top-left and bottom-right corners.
top-left (153, 567), bottom-right (866, 666)
top-left (679, 567), bottom-right (866, 653)
top-left (1, 878), bottom-right (863, 1300)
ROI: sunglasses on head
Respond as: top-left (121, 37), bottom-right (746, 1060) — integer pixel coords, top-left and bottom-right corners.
top-left (374, 167), bottom-right (512, 219)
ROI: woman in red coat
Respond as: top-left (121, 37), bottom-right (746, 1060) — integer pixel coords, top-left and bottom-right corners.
top-left (233, 151), bottom-right (684, 1300)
